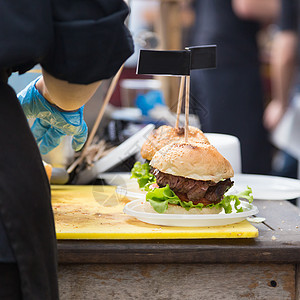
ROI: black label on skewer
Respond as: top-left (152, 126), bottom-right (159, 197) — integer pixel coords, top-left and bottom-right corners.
top-left (137, 50), bottom-right (190, 75)
top-left (137, 45), bottom-right (216, 76)
top-left (188, 45), bottom-right (217, 70)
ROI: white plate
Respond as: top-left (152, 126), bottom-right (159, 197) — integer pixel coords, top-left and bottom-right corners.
top-left (232, 174), bottom-right (300, 200)
top-left (97, 172), bottom-right (132, 186)
top-left (123, 200), bottom-right (258, 227)
top-left (96, 172), bottom-right (147, 199)
top-left (116, 186), bottom-right (147, 200)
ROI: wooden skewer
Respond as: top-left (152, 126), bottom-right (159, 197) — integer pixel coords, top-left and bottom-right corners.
top-left (67, 65), bottom-right (124, 174)
top-left (184, 75), bottom-right (190, 142)
top-left (175, 76), bottom-right (185, 129)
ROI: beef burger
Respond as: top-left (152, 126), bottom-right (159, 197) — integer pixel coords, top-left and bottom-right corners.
top-left (145, 141), bottom-right (234, 214)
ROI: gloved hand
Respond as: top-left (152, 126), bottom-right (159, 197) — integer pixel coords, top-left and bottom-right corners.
top-left (18, 77), bottom-right (88, 155)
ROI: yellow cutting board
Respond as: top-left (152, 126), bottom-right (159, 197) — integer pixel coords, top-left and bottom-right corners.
top-left (51, 185), bottom-right (258, 239)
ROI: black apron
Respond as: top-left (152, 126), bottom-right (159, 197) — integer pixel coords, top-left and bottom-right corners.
top-left (190, 0), bottom-right (271, 174)
top-left (0, 1), bottom-right (134, 298)
top-left (0, 78), bottom-right (58, 299)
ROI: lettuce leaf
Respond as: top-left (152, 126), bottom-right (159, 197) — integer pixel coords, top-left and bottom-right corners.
top-left (146, 185), bottom-right (206, 213)
top-left (131, 162), bottom-right (156, 191)
top-left (218, 187), bottom-right (253, 214)
top-left (146, 185), bottom-right (253, 214)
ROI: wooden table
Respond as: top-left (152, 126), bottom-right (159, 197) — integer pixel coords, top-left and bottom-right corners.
top-left (57, 200), bottom-right (300, 299)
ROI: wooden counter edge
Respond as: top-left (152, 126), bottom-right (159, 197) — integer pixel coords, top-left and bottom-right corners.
top-left (57, 239), bottom-right (300, 264)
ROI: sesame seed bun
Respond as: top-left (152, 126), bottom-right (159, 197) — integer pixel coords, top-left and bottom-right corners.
top-left (150, 141), bottom-right (234, 182)
top-left (141, 125), bottom-right (209, 161)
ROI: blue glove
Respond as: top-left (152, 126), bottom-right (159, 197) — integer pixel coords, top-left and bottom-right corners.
top-left (18, 77), bottom-right (88, 155)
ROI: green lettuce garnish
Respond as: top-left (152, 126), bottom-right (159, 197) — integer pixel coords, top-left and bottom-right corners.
top-left (146, 185), bottom-right (253, 214)
top-left (130, 162), bottom-right (156, 191)
top-left (146, 185), bottom-right (205, 213)
top-left (220, 187), bottom-right (253, 213)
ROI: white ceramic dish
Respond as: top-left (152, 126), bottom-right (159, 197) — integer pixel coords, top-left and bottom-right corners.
top-left (116, 186), bottom-right (147, 200)
top-left (232, 174), bottom-right (300, 200)
top-left (123, 200), bottom-right (258, 227)
top-left (97, 172), bottom-right (131, 186)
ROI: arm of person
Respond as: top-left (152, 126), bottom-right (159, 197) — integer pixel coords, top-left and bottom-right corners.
top-left (18, 0), bottom-right (133, 155)
top-left (17, 74), bottom-right (92, 155)
top-left (232, 0), bottom-right (280, 23)
top-left (36, 69), bottom-right (101, 111)
top-left (263, 31), bottom-right (298, 130)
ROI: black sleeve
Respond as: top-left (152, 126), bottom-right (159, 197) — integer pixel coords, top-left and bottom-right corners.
top-left (278, 0), bottom-right (298, 31)
top-left (41, 0), bottom-right (134, 84)
top-left (0, 0), bottom-right (54, 73)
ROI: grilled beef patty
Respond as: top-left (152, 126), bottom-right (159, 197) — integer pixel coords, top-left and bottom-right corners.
top-left (152, 168), bottom-right (233, 205)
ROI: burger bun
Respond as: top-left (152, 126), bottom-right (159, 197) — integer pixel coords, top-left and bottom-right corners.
top-left (150, 142), bottom-right (234, 182)
top-left (141, 125), bottom-right (209, 161)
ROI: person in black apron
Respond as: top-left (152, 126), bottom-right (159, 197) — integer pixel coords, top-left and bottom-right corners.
top-left (264, 0), bottom-right (299, 179)
top-left (0, 1), bottom-right (133, 299)
top-left (190, 0), bottom-right (278, 174)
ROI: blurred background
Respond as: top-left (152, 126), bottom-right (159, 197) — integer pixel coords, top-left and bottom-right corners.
top-left (9, 0), bottom-right (299, 185)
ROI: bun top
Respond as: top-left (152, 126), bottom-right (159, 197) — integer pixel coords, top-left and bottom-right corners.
top-left (141, 125), bottom-right (209, 161)
top-left (150, 141), bottom-right (234, 182)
